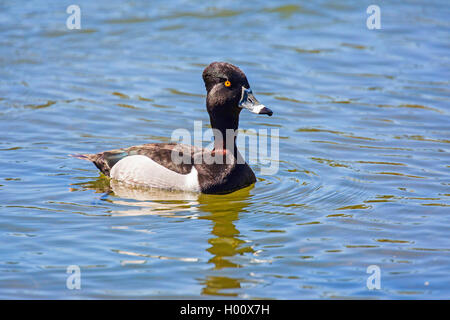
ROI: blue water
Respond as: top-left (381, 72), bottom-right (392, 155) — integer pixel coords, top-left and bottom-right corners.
top-left (0, 0), bottom-right (449, 299)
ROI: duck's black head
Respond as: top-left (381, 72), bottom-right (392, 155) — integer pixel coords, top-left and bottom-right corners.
top-left (202, 62), bottom-right (272, 132)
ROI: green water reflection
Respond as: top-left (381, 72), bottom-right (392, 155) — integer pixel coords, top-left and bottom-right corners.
top-left (198, 188), bottom-right (254, 296)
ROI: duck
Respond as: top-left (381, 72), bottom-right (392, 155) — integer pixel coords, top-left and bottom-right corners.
top-left (72, 62), bottom-right (273, 194)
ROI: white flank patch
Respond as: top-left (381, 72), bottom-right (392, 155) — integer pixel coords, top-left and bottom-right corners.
top-left (110, 155), bottom-right (201, 192)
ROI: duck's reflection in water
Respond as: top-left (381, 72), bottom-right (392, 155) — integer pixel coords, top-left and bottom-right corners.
top-left (108, 180), bottom-right (200, 217)
top-left (197, 187), bottom-right (254, 296)
top-left (74, 176), bottom-right (254, 297)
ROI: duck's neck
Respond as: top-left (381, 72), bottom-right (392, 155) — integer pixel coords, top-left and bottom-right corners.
top-left (209, 115), bottom-right (239, 157)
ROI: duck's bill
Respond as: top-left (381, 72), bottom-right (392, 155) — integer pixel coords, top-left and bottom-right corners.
top-left (239, 87), bottom-right (273, 116)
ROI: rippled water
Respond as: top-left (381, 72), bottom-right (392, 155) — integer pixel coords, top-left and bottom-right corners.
top-left (0, 0), bottom-right (449, 299)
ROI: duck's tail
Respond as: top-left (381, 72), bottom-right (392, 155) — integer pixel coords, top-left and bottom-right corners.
top-left (70, 152), bottom-right (114, 177)
top-left (69, 153), bottom-right (99, 162)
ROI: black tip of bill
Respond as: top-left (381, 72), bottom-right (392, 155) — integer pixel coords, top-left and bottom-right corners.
top-left (258, 105), bottom-right (273, 116)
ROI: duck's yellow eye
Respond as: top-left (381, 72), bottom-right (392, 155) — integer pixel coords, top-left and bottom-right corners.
top-left (224, 80), bottom-right (231, 87)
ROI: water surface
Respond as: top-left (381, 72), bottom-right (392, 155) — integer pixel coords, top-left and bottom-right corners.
top-left (0, 0), bottom-right (449, 299)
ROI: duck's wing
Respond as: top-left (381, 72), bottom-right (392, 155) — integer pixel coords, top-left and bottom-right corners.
top-left (71, 143), bottom-right (201, 177)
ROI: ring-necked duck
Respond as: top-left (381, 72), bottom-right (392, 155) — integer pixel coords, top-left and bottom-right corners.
top-left (72, 62), bottom-right (273, 194)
